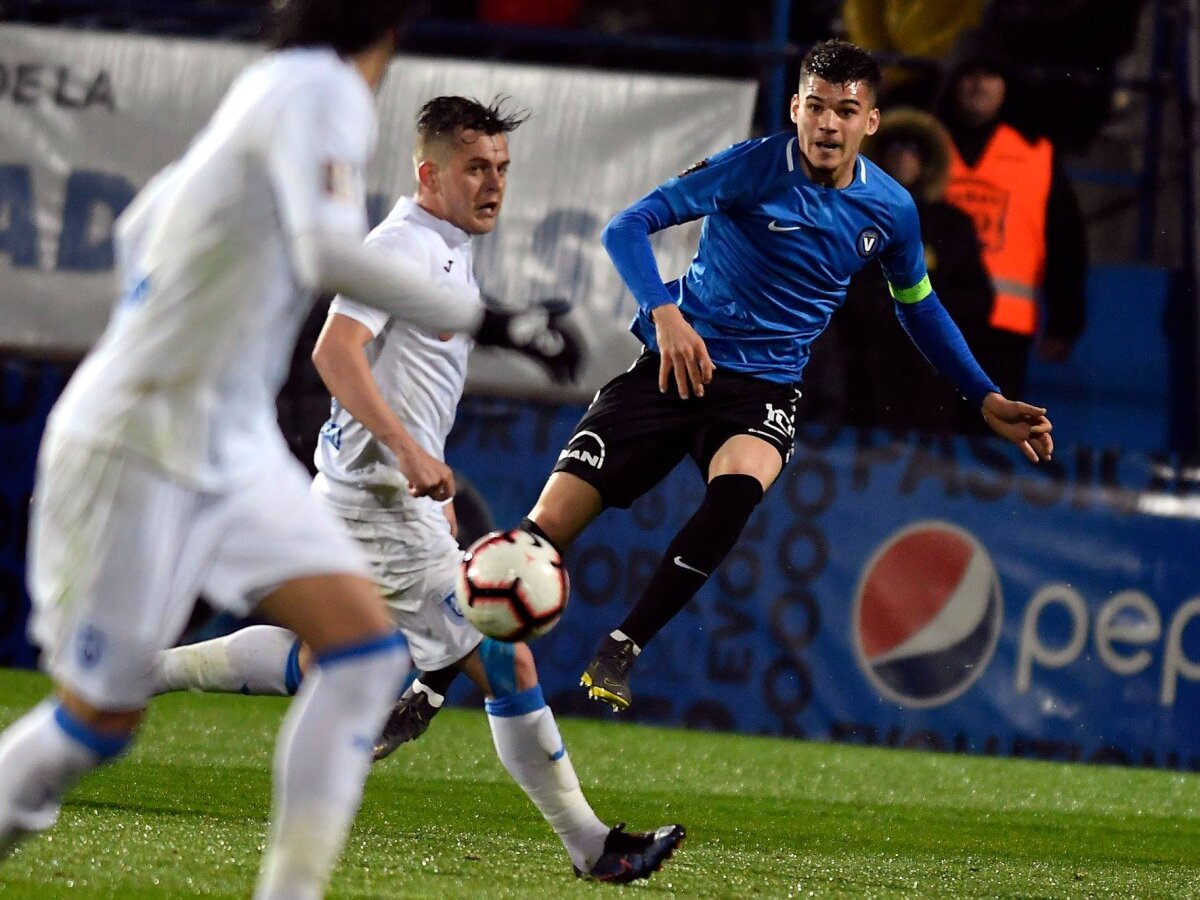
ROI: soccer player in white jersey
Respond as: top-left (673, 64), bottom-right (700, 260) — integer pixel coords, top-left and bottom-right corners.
top-left (153, 95), bottom-right (685, 884)
top-left (0, 4), bottom-right (581, 898)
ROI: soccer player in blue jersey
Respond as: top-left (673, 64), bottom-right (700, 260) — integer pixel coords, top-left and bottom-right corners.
top-left (387, 39), bottom-right (1054, 724)
top-left (526, 38), bottom-right (1054, 711)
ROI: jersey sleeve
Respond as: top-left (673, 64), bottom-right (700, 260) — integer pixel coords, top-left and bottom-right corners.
top-left (878, 194), bottom-right (931, 303)
top-left (328, 295), bottom-right (389, 338)
top-left (656, 137), bottom-right (771, 221)
top-left (261, 73), bottom-right (370, 246)
top-left (329, 222), bottom-right (434, 337)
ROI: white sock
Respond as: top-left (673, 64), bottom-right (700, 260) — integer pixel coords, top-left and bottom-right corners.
top-left (156, 625), bottom-right (301, 696)
top-left (255, 634), bottom-right (408, 900)
top-left (486, 685), bottom-right (610, 872)
top-left (0, 701), bottom-right (130, 853)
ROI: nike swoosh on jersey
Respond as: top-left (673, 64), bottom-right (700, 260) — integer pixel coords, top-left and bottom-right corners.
top-left (767, 220), bottom-right (802, 232)
top-left (673, 556), bottom-right (709, 577)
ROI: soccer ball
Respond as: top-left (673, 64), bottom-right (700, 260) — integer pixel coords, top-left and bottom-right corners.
top-left (455, 529), bottom-right (569, 642)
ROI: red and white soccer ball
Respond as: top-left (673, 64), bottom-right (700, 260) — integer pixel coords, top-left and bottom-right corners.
top-left (455, 529), bottom-right (569, 642)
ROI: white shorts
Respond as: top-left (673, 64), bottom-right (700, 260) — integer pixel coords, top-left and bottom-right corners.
top-left (341, 517), bottom-right (482, 672)
top-left (28, 436), bottom-right (371, 709)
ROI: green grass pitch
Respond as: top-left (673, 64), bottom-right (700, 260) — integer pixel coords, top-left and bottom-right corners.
top-left (1, 669), bottom-right (1198, 898)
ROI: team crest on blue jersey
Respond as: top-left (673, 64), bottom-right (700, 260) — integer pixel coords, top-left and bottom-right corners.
top-left (856, 227), bottom-right (881, 259)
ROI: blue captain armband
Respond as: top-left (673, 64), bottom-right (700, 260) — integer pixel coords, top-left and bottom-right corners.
top-left (891, 285), bottom-right (1000, 408)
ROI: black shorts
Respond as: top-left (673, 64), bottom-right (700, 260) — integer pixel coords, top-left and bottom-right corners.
top-left (552, 351), bottom-right (801, 509)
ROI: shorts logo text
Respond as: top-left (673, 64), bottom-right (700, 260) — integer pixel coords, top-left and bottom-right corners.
top-left (761, 402), bottom-right (796, 439)
top-left (558, 430), bottom-right (606, 469)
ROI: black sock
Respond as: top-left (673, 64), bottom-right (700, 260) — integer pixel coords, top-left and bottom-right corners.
top-left (519, 516), bottom-right (562, 554)
top-left (414, 663), bottom-right (459, 697)
top-left (618, 473), bottom-right (764, 649)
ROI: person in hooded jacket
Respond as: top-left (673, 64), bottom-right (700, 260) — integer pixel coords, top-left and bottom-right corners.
top-left (936, 47), bottom-right (1088, 404)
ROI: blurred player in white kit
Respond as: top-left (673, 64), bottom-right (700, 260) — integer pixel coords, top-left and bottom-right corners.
top-left (0, 2), bottom-right (579, 898)
top-left (154, 94), bottom-right (685, 884)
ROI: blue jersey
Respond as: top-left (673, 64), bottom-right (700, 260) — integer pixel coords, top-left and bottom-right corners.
top-left (630, 132), bottom-right (929, 384)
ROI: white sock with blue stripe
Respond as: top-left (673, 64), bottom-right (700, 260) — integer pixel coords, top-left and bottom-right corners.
top-left (155, 625), bottom-right (302, 696)
top-left (0, 700), bottom-right (131, 851)
top-left (486, 685), bottom-right (609, 872)
top-left (256, 632), bottom-right (408, 900)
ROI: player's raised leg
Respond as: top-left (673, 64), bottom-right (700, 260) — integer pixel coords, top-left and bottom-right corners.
top-left (524, 471), bottom-right (604, 551)
top-left (252, 574), bottom-right (407, 900)
top-left (155, 625), bottom-right (311, 697)
top-left (583, 434), bottom-right (780, 711)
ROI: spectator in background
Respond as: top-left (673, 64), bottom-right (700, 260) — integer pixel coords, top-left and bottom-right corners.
top-left (975, 0), bottom-right (1146, 154)
top-left (838, 108), bottom-right (994, 433)
top-left (937, 47), bottom-right (1087, 404)
top-left (842, 0), bottom-right (986, 108)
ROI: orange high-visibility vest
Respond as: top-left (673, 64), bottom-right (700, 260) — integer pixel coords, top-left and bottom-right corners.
top-left (944, 124), bottom-right (1052, 336)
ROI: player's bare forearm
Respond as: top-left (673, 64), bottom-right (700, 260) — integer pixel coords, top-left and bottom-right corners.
top-left (980, 392), bottom-right (1054, 463)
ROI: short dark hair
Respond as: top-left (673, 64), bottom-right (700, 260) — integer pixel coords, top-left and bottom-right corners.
top-left (800, 39), bottom-right (881, 97)
top-left (415, 95), bottom-right (530, 159)
top-left (265, 0), bottom-right (419, 56)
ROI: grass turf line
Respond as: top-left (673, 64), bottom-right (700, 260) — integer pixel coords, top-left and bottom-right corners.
top-left (0, 669), bottom-right (1197, 898)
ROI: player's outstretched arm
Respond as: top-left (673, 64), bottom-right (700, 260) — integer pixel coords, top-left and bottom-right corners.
top-left (299, 234), bottom-right (582, 384)
top-left (981, 393), bottom-right (1054, 463)
top-left (891, 287), bottom-right (1054, 462)
top-left (474, 304), bottom-right (584, 384)
top-left (297, 231), bottom-right (485, 335)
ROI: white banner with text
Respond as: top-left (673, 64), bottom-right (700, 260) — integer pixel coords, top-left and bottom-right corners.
top-left (0, 23), bottom-right (756, 398)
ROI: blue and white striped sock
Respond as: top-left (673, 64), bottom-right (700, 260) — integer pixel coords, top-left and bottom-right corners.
top-left (256, 632), bottom-right (408, 900)
top-left (155, 625), bottom-right (300, 696)
top-left (486, 685), bottom-right (609, 872)
top-left (0, 700), bottom-right (132, 851)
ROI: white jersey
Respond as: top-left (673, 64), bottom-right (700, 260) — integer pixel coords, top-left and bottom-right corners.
top-left (313, 197), bottom-right (474, 566)
top-left (46, 48), bottom-right (375, 491)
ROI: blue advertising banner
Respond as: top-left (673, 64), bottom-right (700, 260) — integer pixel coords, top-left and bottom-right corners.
top-left (445, 397), bottom-right (1200, 770)
top-left (4, 382), bottom-right (1198, 769)
top-left (0, 358), bottom-right (72, 668)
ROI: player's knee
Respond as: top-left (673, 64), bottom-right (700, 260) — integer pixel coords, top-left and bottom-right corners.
top-left (511, 642), bottom-right (538, 692)
top-left (314, 632), bottom-right (410, 703)
top-left (526, 473), bottom-right (603, 550)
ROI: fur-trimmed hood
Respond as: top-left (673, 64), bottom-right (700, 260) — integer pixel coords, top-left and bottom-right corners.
top-left (862, 108), bottom-right (953, 203)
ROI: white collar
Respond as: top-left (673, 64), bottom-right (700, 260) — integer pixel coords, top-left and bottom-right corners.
top-left (396, 196), bottom-right (472, 249)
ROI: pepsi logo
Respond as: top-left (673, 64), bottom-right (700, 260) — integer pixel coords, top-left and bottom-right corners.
top-left (853, 521), bottom-right (1002, 708)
